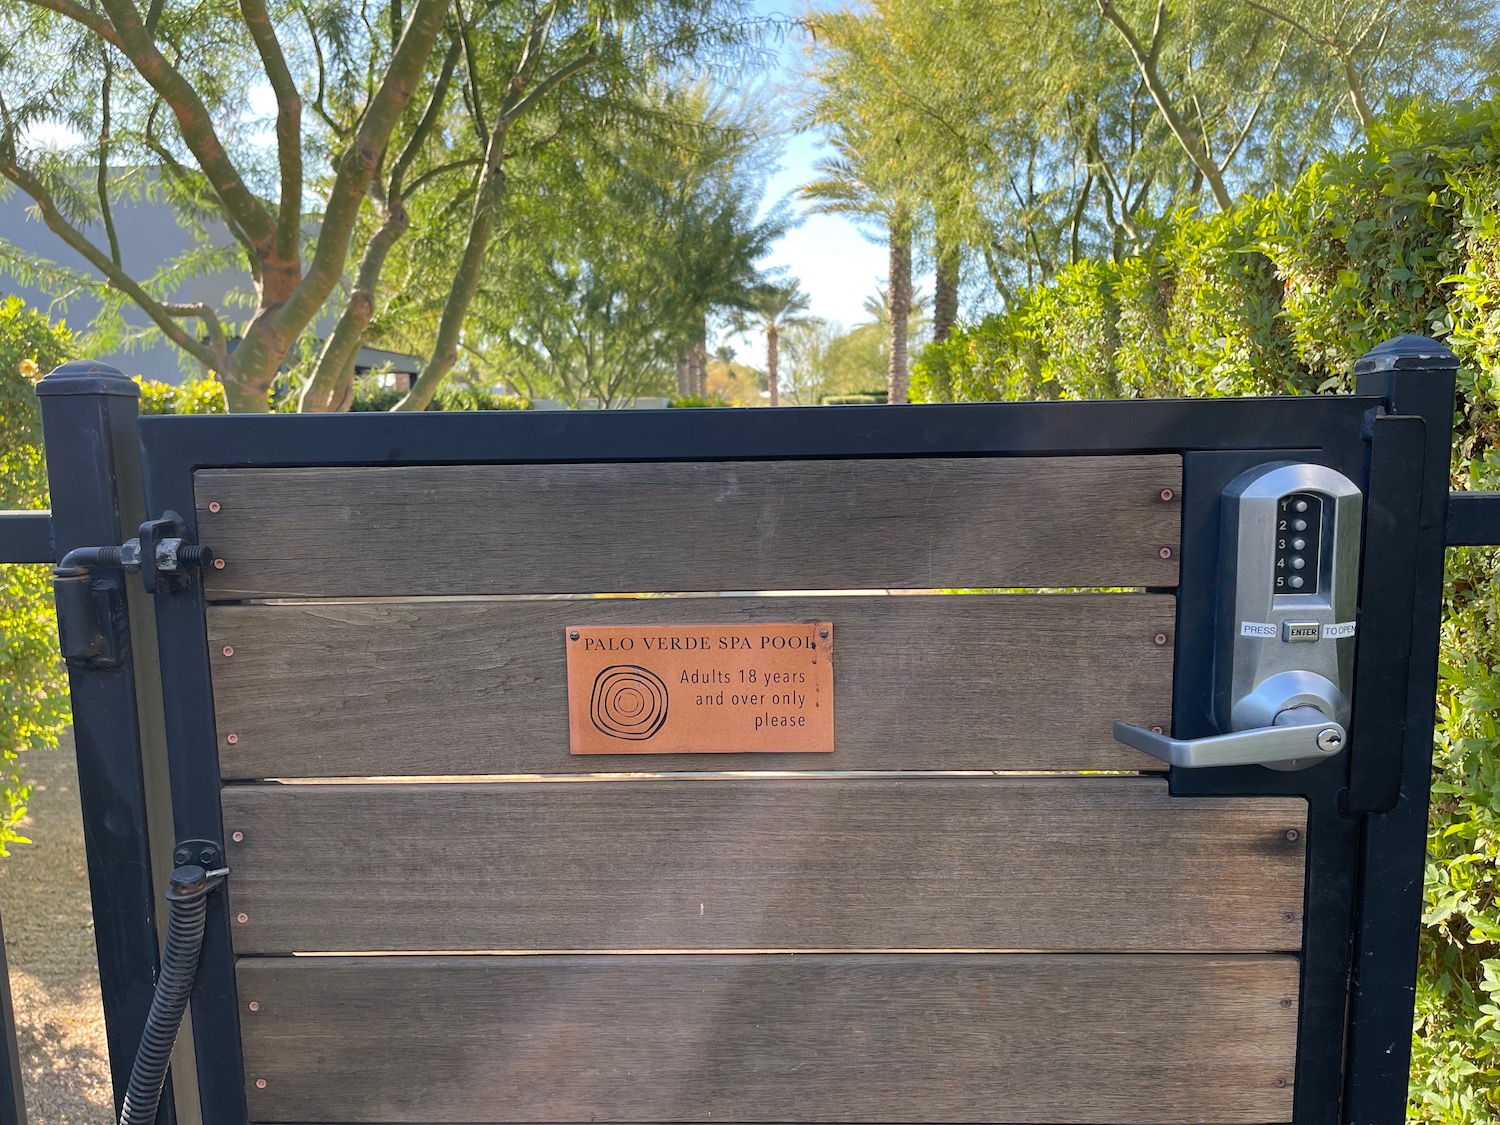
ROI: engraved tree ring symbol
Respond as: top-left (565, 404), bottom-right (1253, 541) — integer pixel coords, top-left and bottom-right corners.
top-left (590, 665), bottom-right (669, 741)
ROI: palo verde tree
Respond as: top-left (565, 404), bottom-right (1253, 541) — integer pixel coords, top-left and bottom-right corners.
top-left (0, 0), bottom-right (749, 411)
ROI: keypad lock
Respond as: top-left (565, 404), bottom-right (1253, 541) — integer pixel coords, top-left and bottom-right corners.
top-left (1115, 462), bottom-right (1362, 770)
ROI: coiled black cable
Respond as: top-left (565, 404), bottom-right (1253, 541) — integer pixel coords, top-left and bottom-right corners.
top-left (119, 865), bottom-right (217, 1125)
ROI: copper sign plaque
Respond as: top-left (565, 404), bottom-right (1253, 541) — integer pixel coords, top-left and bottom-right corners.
top-left (566, 623), bottom-right (834, 754)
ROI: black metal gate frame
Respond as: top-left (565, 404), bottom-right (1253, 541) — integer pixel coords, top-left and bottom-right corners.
top-left (0, 334), bottom-right (1485, 1125)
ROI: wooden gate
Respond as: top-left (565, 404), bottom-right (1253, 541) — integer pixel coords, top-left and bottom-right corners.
top-left (11, 334), bottom-right (1486, 1125)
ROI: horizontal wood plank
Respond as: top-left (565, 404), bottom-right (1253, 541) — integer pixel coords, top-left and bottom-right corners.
top-left (238, 953), bottom-right (1298, 1123)
top-left (222, 778), bottom-right (1306, 954)
top-left (208, 594), bottom-right (1175, 777)
top-left (196, 456), bottom-right (1181, 599)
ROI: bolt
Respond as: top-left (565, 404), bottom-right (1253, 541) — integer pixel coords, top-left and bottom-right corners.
top-left (222, 645), bottom-right (234, 657)
top-left (1316, 727), bottom-right (1344, 752)
top-left (1150, 726), bottom-right (1163, 735)
top-left (1158, 546), bottom-right (1173, 559)
top-left (1159, 488), bottom-right (1175, 501)
top-left (199, 847), bottom-right (215, 864)
top-left (232, 831), bottom-right (244, 843)
top-left (255, 1079), bottom-right (267, 1090)
top-left (174, 847), bottom-right (190, 864)
top-left (207, 501), bottom-right (221, 514)
top-left (1153, 633), bottom-right (1168, 646)
top-left (1285, 829), bottom-right (1300, 842)
top-left (248, 1001), bottom-right (260, 1012)
top-left (213, 558), bottom-right (226, 570)
top-left (569, 630), bottom-right (580, 641)
top-left (226, 733), bottom-right (239, 745)
top-left (237, 913), bottom-right (248, 924)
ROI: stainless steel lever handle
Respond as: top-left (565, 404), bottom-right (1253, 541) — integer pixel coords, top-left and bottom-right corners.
top-left (1113, 706), bottom-right (1346, 769)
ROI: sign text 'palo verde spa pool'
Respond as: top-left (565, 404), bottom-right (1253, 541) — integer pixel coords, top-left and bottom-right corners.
top-left (564, 622), bottom-right (835, 754)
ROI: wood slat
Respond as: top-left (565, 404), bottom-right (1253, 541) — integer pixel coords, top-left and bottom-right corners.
top-left (237, 953), bottom-right (1299, 1123)
top-left (196, 456), bottom-right (1181, 599)
top-left (208, 594), bottom-right (1176, 778)
top-left (222, 778), bottom-right (1306, 954)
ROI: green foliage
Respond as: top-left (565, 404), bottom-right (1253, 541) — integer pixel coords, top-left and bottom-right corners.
top-left (920, 96), bottom-right (1500, 1120)
top-left (0, 297), bottom-right (73, 855)
top-left (349, 377), bottom-right (530, 412)
top-left (135, 375), bottom-right (229, 415)
top-left (820, 391), bottom-right (888, 405)
top-left (666, 395), bottom-right (732, 408)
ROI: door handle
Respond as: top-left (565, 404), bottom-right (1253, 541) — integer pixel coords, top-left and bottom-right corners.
top-left (1114, 706), bottom-right (1346, 770)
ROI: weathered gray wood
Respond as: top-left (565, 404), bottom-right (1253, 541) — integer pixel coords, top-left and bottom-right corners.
top-left (238, 953), bottom-right (1298, 1123)
top-left (222, 777), bottom-right (1306, 954)
top-left (208, 593), bottom-right (1176, 777)
top-left (196, 456), bottom-right (1182, 599)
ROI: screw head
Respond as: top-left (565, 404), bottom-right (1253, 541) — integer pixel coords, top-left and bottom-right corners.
top-left (1316, 727), bottom-right (1344, 752)
top-left (569, 630), bottom-right (579, 641)
top-left (1282, 911), bottom-right (1296, 923)
top-left (819, 628), bottom-right (830, 639)
top-left (1153, 633), bottom-right (1168, 646)
top-left (236, 912), bottom-right (248, 924)
top-left (1275, 1078), bottom-right (1287, 1089)
top-left (213, 558), bottom-right (226, 570)
top-left (1158, 546), bottom-right (1173, 559)
top-left (247, 1001), bottom-right (260, 1011)
top-left (1280, 998), bottom-right (1293, 1008)
top-left (1285, 828), bottom-right (1300, 842)
top-left (226, 733), bottom-right (239, 745)
top-left (207, 501), bottom-right (221, 513)
top-left (222, 645), bottom-right (234, 657)
top-left (1149, 725), bottom-right (1163, 735)
top-left (255, 1079), bottom-right (267, 1089)
top-left (1159, 488), bottom-right (1175, 501)
top-left (232, 831), bottom-right (244, 843)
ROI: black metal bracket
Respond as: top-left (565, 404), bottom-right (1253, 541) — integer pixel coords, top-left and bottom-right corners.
top-left (53, 509), bottom-right (214, 595)
top-left (171, 838), bottom-right (226, 874)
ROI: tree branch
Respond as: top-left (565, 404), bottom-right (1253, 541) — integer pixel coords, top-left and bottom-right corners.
top-left (96, 0), bottom-right (277, 250)
top-left (391, 33), bottom-right (461, 194)
top-left (452, 0), bottom-right (489, 147)
top-left (239, 0), bottom-right (303, 263)
top-left (0, 154), bottom-right (223, 371)
top-left (161, 300), bottom-right (228, 356)
top-left (29, 0), bottom-right (122, 48)
top-left (403, 156), bottom-right (481, 196)
top-left (97, 52), bottom-right (122, 267)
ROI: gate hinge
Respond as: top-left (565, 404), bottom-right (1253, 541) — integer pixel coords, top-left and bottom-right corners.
top-left (172, 838), bottom-right (228, 877)
top-left (54, 509), bottom-right (215, 595)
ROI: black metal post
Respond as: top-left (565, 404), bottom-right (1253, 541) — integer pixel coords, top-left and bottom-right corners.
top-left (0, 512), bottom-right (52, 564)
top-left (1344, 335), bottom-right (1458, 1124)
top-left (0, 908), bottom-right (26, 1125)
top-left (34, 361), bottom-right (175, 1124)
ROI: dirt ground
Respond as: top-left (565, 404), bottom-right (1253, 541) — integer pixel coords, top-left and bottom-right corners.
top-left (0, 730), bottom-right (113, 1125)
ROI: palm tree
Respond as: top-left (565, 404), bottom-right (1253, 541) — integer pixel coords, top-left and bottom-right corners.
top-left (737, 281), bottom-right (814, 407)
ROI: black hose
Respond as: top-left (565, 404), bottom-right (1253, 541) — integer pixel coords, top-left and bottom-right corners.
top-left (118, 865), bottom-right (215, 1125)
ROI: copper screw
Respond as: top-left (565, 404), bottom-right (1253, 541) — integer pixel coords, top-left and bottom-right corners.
top-left (1275, 1079), bottom-right (1287, 1089)
top-left (255, 1079), bottom-right (267, 1090)
top-left (1150, 726), bottom-right (1164, 735)
top-left (1282, 911), bottom-right (1296, 923)
top-left (232, 831), bottom-right (244, 843)
top-left (226, 733), bottom-right (239, 745)
top-left (237, 913), bottom-right (248, 924)
top-left (1159, 488), bottom-right (1175, 501)
top-left (1286, 829), bottom-right (1300, 842)
top-left (213, 558), bottom-right (226, 570)
top-left (222, 646), bottom-right (234, 657)
top-left (247, 1001), bottom-right (259, 1011)
top-left (207, 501), bottom-right (221, 513)
top-left (1158, 546), bottom-right (1173, 559)
top-left (1154, 633), bottom-right (1168, 646)
top-left (1280, 998), bottom-right (1293, 1009)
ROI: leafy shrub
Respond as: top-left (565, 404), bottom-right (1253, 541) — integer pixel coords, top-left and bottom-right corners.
top-left (0, 297), bottom-right (74, 854)
top-left (135, 375), bottom-right (229, 414)
top-left (820, 391), bottom-right (888, 405)
top-left (918, 97), bottom-right (1500, 1120)
top-left (351, 376), bottom-right (530, 412)
top-left (667, 394), bottom-right (733, 408)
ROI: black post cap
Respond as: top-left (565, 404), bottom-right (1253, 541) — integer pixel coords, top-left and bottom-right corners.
top-left (34, 359), bottom-right (140, 398)
top-left (1353, 335), bottom-right (1460, 376)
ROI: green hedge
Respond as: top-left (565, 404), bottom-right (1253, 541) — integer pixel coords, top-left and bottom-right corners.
top-left (350, 378), bottom-right (530, 412)
top-left (0, 298), bottom-right (74, 854)
top-left (667, 394), bottom-right (733, 408)
top-left (917, 98), bottom-right (1500, 1121)
top-left (820, 391), bottom-right (889, 405)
